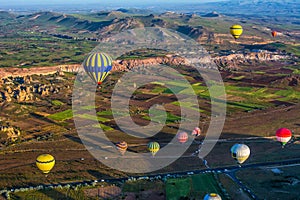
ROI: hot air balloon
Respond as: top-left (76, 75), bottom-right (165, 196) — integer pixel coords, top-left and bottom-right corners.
top-left (116, 141), bottom-right (128, 155)
top-left (276, 128), bottom-right (292, 147)
top-left (192, 127), bottom-right (201, 137)
top-left (271, 31), bottom-right (277, 37)
top-left (82, 52), bottom-right (113, 85)
top-left (204, 193), bottom-right (222, 200)
top-left (230, 144), bottom-right (250, 165)
top-left (230, 25), bottom-right (243, 40)
top-left (148, 142), bottom-right (160, 156)
top-left (177, 131), bottom-right (188, 144)
top-left (36, 154), bottom-right (55, 174)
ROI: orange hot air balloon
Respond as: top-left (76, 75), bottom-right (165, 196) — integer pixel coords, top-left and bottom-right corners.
top-left (116, 141), bottom-right (128, 155)
top-left (271, 31), bottom-right (277, 37)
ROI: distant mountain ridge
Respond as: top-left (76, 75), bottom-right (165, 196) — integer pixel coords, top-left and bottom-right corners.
top-left (11, 11), bottom-right (209, 41)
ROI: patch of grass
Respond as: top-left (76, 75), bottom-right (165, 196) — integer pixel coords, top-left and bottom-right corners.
top-left (80, 105), bottom-right (98, 110)
top-left (77, 114), bottom-right (110, 123)
top-left (190, 173), bottom-right (225, 198)
top-left (51, 100), bottom-right (64, 106)
top-left (225, 85), bottom-right (254, 92)
top-left (231, 75), bottom-right (245, 81)
top-left (92, 123), bottom-right (114, 131)
top-left (166, 173), bottom-right (225, 200)
top-left (227, 101), bottom-right (266, 111)
top-left (48, 109), bottom-right (73, 121)
top-left (166, 178), bottom-right (191, 200)
top-left (163, 86), bottom-right (187, 94)
top-left (172, 101), bottom-right (204, 112)
top-left (275, 89), bottom-right (300, 101)
top-left (254, 71), bottom-right (266, 74)
top-left (143, 110), bottom-right (181, 124)
top-left (97, 110), bottom-right (113, 116)
top-left (152, 86), bottom-right (167, 94)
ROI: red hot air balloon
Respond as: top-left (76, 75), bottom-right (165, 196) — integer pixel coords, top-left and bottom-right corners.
top-left (271, 31), bottom-right (277, 37)
top-left (192, 127), bottom-right (201, 137)
top-left (177, 131), bottom-right (188, 144)
top-left (276, 128), bottom-right (292, 147)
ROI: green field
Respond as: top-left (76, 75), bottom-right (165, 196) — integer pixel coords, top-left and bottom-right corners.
top-left (166, 173), bottom-right (225, 200)
top-left (48, 109), bottom-right (73, 121)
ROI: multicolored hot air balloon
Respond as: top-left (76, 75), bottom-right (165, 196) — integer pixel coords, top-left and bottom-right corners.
top-left (192, 127), bottom-right (201, 137)
top-left (177, 131), bottom-right (188, 144)
top-left (204, 193), bottom-right (222, 200)
top-left (276, 128), bottom-right (292, 147)
top-left (36, 154), bottom-right (55, 174)
top-left (271, 31), bottom-right (277, 37)
top-left (230, 144), bottom-right (250, 165)
top-left (82, 52), bottom-right (113, 85)
top-left (148, 142), bottom-right (160, 156)
top-left (230, 25), bottom-right (243, 40)
top-left (116, 141), bottom-right (128, 155)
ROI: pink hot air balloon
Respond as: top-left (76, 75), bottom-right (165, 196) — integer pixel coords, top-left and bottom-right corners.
top-left (192, 127), bottom-right (201, 137)
top-left (177, 132), bottom-right (188, 144)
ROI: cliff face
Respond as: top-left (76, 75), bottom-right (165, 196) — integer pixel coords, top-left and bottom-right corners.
top-left (0, 64), bottom-right (81, 79)
top-left (0, 51), bottom-right (290, 103)
top-left (112, 55), bottom-right (188, 71)
top-left (214, 52), bottom-right (289, 71)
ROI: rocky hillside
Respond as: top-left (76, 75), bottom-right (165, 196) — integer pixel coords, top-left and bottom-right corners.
top-left (0, 51), bottom-right (289, 81)
top-left (0, 50), bottom-right (291, 103)
top-left (0, 75), bottom-right (67, 103)
top-left (215, 51), bottom-right (290, 71)
top-left (0, 121), bottom-right (21, 145)
top-left (16, 11), bottom-right (209, 42)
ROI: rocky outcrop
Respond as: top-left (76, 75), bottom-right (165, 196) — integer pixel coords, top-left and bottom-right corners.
top-left (112, 55), bottom-right (188, 71)
top-left (0, 64), bottom-right (81, 80)
top-left (214, 52), bottom-right (289, 71)
top-left (100, 17), bottom-right (144, 36)
top-left (0, 76), bottom-right (62, 103)
top-left (0, 122), bottom-right (21, 143)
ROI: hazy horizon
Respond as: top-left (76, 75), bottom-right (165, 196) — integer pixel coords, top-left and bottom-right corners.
top-left (0, 0), bottom-right (228, 6)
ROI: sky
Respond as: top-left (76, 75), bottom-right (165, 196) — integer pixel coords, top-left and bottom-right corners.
top-left (0, 0), bottom-right (226, 6)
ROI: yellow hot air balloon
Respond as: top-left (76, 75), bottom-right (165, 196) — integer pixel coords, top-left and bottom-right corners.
top-left (230, 25), bottom-right (243, 39)
top-left (148, 142), bottom-right (160, 156)
top-left (230, 144), bottom-right (250, 165)
top-left (36, 154), bottom-right (55, 174)
top-left (82, 52), bottom-right (113, 85)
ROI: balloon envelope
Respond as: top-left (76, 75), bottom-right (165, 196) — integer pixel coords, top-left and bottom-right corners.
top-left (177, 131), bottom-right (188, 144)
top-left (83, 52), bottom-right (113, 85)
top-left (271, 31), bottom-right (277, 37)
top-left (116, 141), bottom-right (128, 155)
top-left (192, 127), bottom-right (201, 136)
top-left (276, 128), bottom-right (292, 146)
top-left (204, 193), bottom-right (222, 200)
top-left (230, 25), bottom-right (243, 39)
top-left (36, 154), bottom-right (55, 174)
top-left (148, 142), bottom-right (160, 156)
top-left (230, 144), bottom-right (250, 164)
